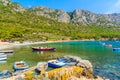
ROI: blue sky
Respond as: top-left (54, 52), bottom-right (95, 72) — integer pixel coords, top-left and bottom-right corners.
top-left (11, 0), bottom-right (120, 14)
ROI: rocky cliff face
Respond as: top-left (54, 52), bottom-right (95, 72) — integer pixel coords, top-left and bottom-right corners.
top-left (103, 13), bottom-right (120, 23)
top-left (0, 0), bottom-right (25, 12)
top-left (12, 3), bottom-right (25, 12)
top-left (28, 6), bottom-right (120, 26)
top-left (70, 10), bottom-right (120, 26)
top-left (28, 6), bottom-right (70, 23)
top-left (71, 10), bottom-right (98, 24)
top-left (1, 0), bottom-right (11, 6)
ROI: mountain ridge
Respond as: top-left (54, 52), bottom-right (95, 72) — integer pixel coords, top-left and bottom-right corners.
top-left (27, 6), bottom-right (120, 27)
top-left (0, 0), bottom-right (120, 41)
top-left (2, 0), bottom-right (120, 27)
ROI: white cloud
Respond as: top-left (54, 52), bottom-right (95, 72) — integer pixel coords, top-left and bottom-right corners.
top-left (106, 0), bottom-right (120, 14)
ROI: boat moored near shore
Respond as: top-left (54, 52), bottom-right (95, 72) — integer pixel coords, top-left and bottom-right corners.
top-left (0, 50), bottom-right (14, 54)
top-left (32, 47), bottom-right (56, 51)
top-left (0, 53), bottom-right (7, 63)
top-left (0, 70), bottom-right (12, 79)
top-left (113, 48), bottom-right (120, 52)
top-left (48, 60), bottom-right (66, 68)
top-left (13, 61), bottom-right (29, 72)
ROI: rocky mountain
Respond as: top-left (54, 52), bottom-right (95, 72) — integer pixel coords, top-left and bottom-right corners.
top-left (1, 0), bottom-right (120, 27)
top-left (27, 6), bottom-right (120, 27)
top-left (28, 6), bottom-right (70, 23)
top-left (0, 0), bottom-right (25, 12)
top-left (0, 0), bottom-right (120, 41)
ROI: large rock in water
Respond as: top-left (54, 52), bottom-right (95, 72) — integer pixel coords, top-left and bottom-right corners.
top-left (64, 55), bottom-right (93, 71)
top-left (64, 55), bottom-right (93, 78)
top-left (76, 60), bottom-right (93, 71)
top-left (76, 60), bottom-right (93, 78)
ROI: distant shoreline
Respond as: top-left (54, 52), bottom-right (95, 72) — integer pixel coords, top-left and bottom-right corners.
top-left (0, 39), bottom-right (93, 50)
top-left (0, 39), bottom-right (118, 50)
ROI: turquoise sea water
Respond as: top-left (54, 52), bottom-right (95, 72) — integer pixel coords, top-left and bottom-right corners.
top-left (38, 40), bottom-right (120, 80)
top-left (1, 40), bottom-right (120, 79)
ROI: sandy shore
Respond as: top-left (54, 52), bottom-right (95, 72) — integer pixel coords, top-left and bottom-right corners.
top-left (0, 41), bottom-right (55, 50)
top-left (0, 40), bottom-right (93, 50)
top-left (0, 39), bottom-right (96, 50)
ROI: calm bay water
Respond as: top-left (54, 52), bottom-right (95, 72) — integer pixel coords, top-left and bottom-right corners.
top-left (0, 40), bottom-right (120, 79)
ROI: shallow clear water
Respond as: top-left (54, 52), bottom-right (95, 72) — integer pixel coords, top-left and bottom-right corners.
top-left (1, 40), bottom-right (120, 79)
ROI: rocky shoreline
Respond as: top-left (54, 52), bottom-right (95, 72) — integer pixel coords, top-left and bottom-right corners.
top-left (2, 55), bottom-right (104, 80)
top-left (0, 41), bottom-right (110, 80)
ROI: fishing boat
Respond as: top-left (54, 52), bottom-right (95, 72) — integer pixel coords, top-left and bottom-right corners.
top-left (105, 44), bottom-right (112, 47)
top-left (35, 62), bottom-right (48, 74)
top-left (0, 55), bottom-right (7, 61)
top-left (0, 54), bottom-right (7, 63)
top-left (32, 47), bottom-right (56, 51)
top-left (13, 61), bottom-right (29, 72)
top-left (57, 57), bottom-right (77, 66)
top-left (0, 50), bottom-right (13, 54)
top-left (113, 48), bottom-right (120, 52)
top-left (48, 60), bottom-right (66, 68)
top-left (36, 62), bottom-right (48, 71)
top-left (0, 70), bottom-right (12, 79)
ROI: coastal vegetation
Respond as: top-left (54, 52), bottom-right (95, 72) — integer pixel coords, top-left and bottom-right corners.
top-left (0, 12), bottom-right (120, 41)
top-left (0, 1), bottom-right (120, 41)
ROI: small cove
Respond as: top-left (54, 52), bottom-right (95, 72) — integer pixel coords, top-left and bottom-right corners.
top-left (0, 40), bottom-right (120, 79)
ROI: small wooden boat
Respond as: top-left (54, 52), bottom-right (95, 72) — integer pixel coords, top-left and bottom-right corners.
top-left (113, 48), bottom-right (120, 52)
top-left (13, 61), bottom-right (29, 72)
top-left (48, 60), bottom-right (66, 68)
top-left (36, 62), bottom-right (48, 71)
top-left (32, 47), bottom-right (56, 51)
top-left (0, 56), bottom-right (7, 61)
top-left (57, 57), bottom-right (77, 66)
top-left (0, 70), bottom-right (12, 79)
top-left (35, 62), bottom-right (48, 74)
top-left (105, 44), bottom-right (112, 47)
top-left (0, 61), bottom-right (6, 63)
top-left (0, 54), bottom-right (7, 63)
top-left (0, 50), bottom-right (13, 54)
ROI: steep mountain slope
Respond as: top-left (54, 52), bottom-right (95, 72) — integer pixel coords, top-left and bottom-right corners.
top-left (28, 6), bottom-right (120, 27)
top-left (0, 0), bottom-right (120, 41)
top-left (28, 6), bottom-right (70, 23)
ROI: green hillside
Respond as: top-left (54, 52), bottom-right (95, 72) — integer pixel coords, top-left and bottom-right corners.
top-left (0, 1), bottom-right (120, 41)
